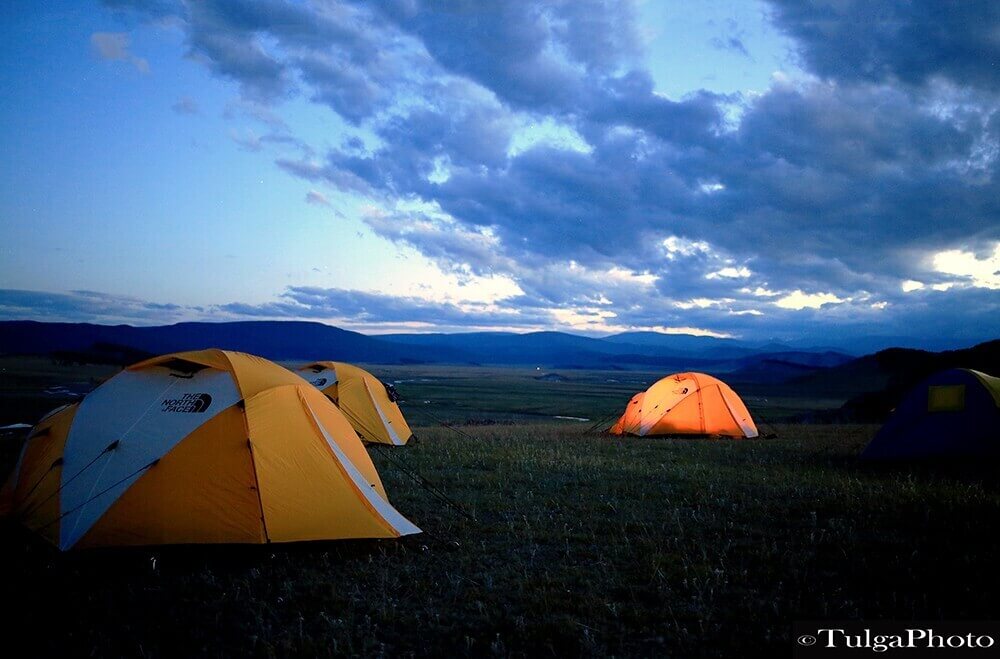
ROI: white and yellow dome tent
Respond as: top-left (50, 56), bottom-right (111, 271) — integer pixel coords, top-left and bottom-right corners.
top-left (297, 362), bottom-right (413, 446)
top-left (0, 349), bottom-right (419, 550)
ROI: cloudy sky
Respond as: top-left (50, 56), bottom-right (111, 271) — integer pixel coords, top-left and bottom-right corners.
top-left (1, 0), bottom-right (997, 347)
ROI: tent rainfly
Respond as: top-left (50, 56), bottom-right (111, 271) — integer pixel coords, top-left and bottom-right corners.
top-left (0, 349), bottom-right (420, 549)
top-left (298, 361), bottom-right (413, 446)
top-left (862, 368), bottom-right (1000, 460)
top-left (610, 372), bottom-right (758, 438)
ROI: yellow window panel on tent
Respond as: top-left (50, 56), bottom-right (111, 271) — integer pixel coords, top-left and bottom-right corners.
top-left (927, 385), bottom-right (965, 412)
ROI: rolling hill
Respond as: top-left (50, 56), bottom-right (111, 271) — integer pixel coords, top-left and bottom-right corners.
top-left (2, 321), bottom-right (780, 367)
top-left (0, 320), bottom-right (439, 364)
top-left (2, 321), bottom-right (989, 394)
top-left (793, 339), bottom-right (1000, 421)
top-left (602, 331), bottom-right (756, 357)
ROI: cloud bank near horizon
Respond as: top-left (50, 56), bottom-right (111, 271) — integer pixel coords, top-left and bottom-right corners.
top-left (2, 284), bottom-right (996, 352)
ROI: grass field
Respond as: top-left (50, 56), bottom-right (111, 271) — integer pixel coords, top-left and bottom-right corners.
top-left (0, 357), bottom-right (845, 427)
top-left (357, 363), bottom-right (847, 426)
top-left (1, 359), bottom-right (998, 656)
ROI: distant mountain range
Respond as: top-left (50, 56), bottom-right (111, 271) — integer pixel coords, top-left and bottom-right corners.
top-left (0, 320), bottom-right (850, 374)
top-left (0, 321), bottom-right (994, 390)
top-left (802, 339), bottom-right (1000, 421)
top-left (0, 320), bottom-right (426, 363)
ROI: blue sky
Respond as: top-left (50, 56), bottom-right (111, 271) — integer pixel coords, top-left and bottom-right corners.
top-left (0, 0), bottom-right (997, 349)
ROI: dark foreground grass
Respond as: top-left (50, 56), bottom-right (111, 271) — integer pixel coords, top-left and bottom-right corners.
top-left (2, 423), bottom-right (999, 657)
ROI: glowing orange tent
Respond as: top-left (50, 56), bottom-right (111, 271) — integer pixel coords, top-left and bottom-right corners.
top-left (610, 372), bottom-right (758, 438)
top-left (0, 349), bottom-right (419, 549)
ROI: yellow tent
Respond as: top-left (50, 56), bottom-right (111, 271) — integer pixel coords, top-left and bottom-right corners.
top-left (0, 349), bottom-right (419, 550)
top-left (610, 372), bottom-right (758, 438)
top-left (297, 362), bottom-right (413, 446)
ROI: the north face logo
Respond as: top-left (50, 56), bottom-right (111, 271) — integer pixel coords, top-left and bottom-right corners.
top-left (162, 393), bottom-right (213, 413)
top-left (311, 377), bottom-right (328, 387)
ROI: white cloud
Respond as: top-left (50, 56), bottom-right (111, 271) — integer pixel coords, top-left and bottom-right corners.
top-left (427, 156), bottom-right (452, 183)
top-left (662, 235), bottom-right (711, 259)
top-left (607, 266), bottom-right (658, 286)
top-left (656, 326), bottom-right (734, 338)
top-left (507, 117), bottom-right (592, 157)
top-left (675, 297), bottom-right (730, 310)
top-left (932, 243), bottom-right (1000, 289)
top-left (774, 290), bottom-right (845, 310)
top-left (742, 286), bottom-right (780, 297)
top-left (706, 265), bottom-right (751, 279)
top-left (901, 279), bottom-right (925, 292)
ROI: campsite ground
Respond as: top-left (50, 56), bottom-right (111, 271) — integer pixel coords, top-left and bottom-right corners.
top-left (1, 358), bottom-right (999, 656)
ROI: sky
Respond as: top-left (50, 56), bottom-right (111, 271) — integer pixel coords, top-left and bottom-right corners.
top-left (0, 0), bottom-right (997, 349)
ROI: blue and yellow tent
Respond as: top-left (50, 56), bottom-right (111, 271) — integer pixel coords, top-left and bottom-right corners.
top-left (862, 368), bottom-right (1000, 459)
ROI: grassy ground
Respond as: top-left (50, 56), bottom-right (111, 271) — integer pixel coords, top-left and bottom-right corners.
top-left (2, 422), bottom-right (999, 657)
top-left (0, 356), bottom-right (119, 426)
top-left (358, 364), bottom-right (846, 426)
top-left (0, 357), bottom-right (845, 428)
top-left (1, 359), bottom-right (997, 656)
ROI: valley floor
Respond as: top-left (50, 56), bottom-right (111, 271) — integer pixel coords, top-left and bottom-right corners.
top-left (2, 423), bottom-right (999, 657)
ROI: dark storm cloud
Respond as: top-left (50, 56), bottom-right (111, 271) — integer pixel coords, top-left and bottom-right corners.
top-left (296, 54), bottom-right (381, 124)
top-left (766, 0), bottom-right (1000, 90)
top-left (189, 29), bottom-right (288, 100)
top-left (106, 0), bottom-right (395, 104)
top-left (583, 72), bottom-right (727, 145)
top-left (105, 0), bottom-right (288, 99)
top-left (362, 212), bottom-right (516, 275)
top-left (369, 0), bottom-right (641, 112)
top-left (179, 0), bottom-right (397, 102)
top-left (0, 289), bottom-right (193, 325)
top-left (219, 286), bottom-right (554, 328)
top-left (331, 78), bottom-right (996, 297)
top-left (101, 0), bottom-right (1000, 341)
top-left (380, 102), bottom-right (515, 170)
top-left (688, 82), bottom-right (1000, 288)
